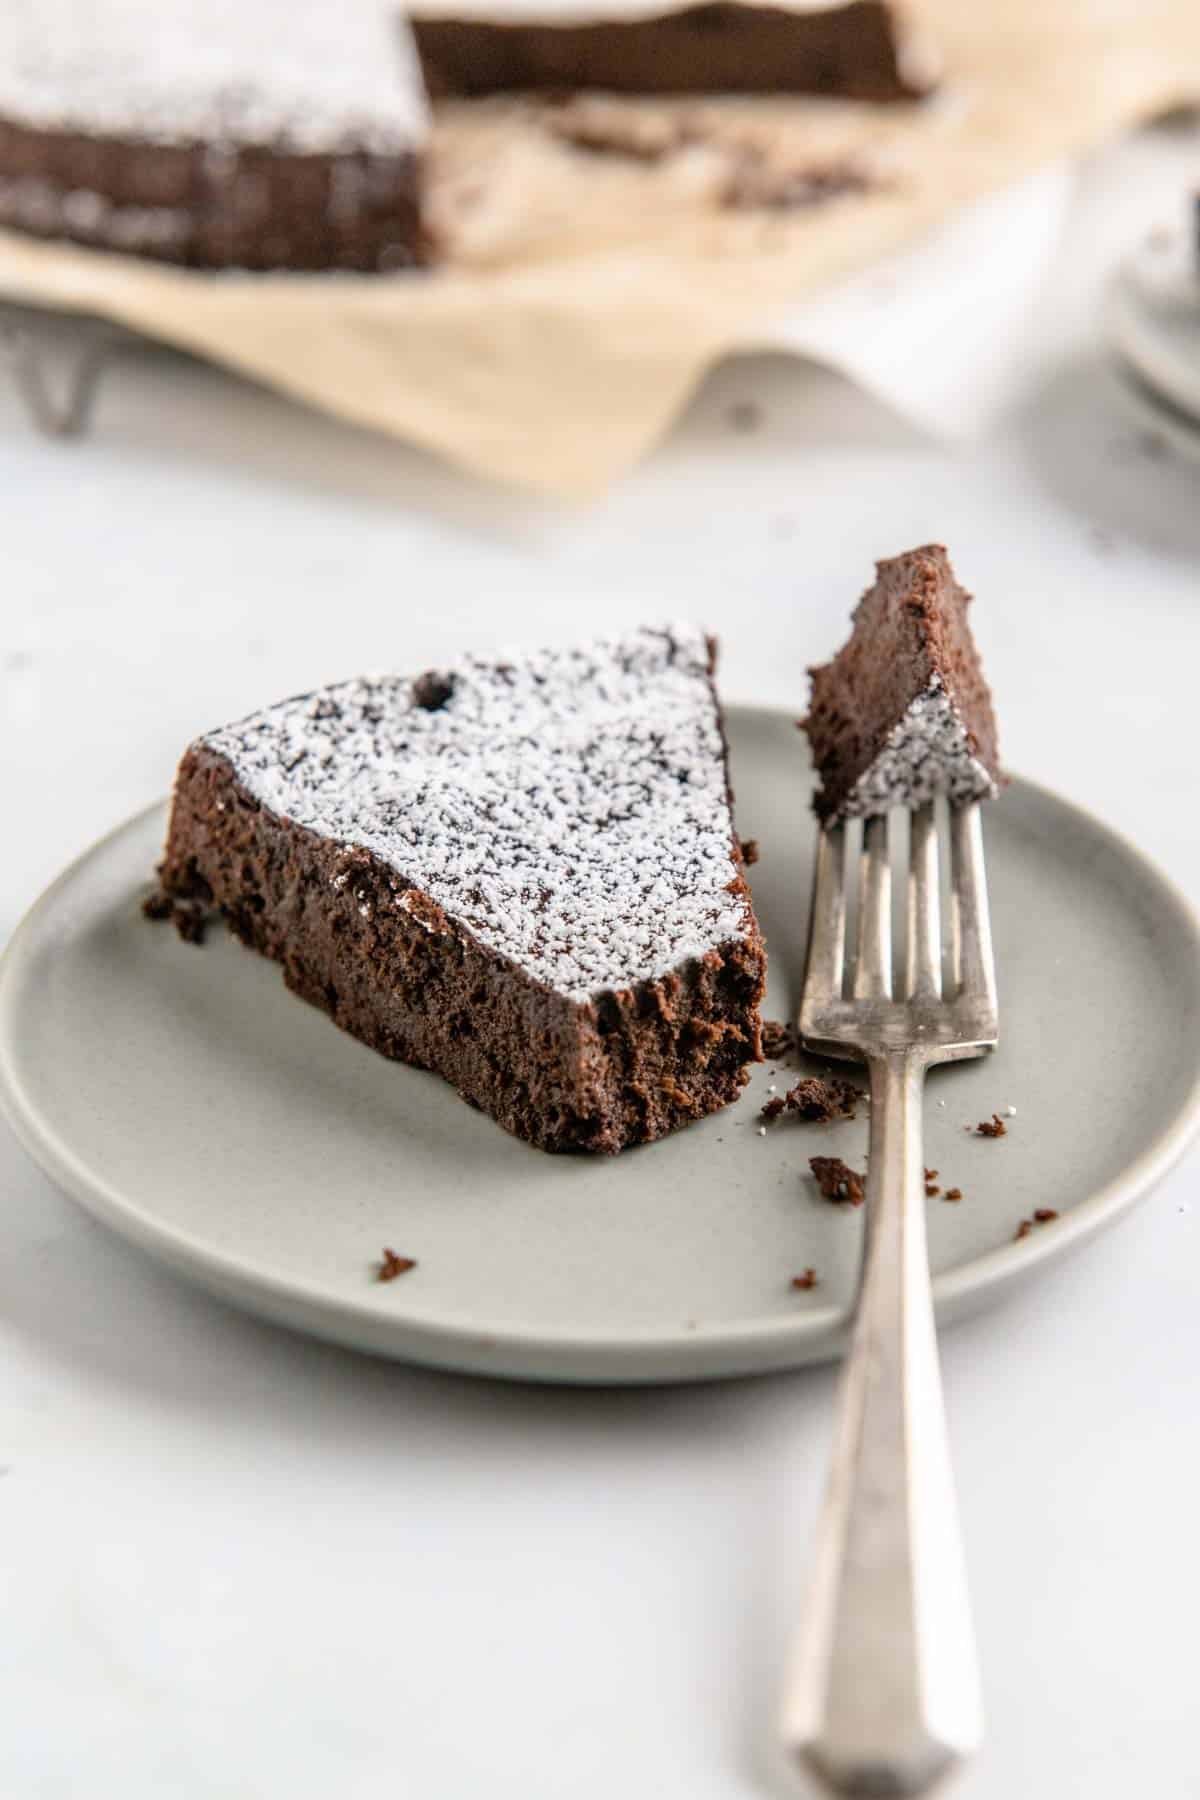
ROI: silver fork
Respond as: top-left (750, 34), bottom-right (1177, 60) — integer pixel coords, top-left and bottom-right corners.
top-left (781, 800), bottom-right (998, 1799)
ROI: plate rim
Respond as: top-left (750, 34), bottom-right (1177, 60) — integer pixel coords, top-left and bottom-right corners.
top-left (4, 721), bottom-right (1200, 1383)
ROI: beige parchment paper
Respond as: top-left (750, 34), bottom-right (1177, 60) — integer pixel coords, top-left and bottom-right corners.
top-left (0, 0), bottom-right (1195, 496)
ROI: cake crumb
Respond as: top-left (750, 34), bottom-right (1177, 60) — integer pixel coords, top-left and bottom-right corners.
top-left (377, 1248), bottom-right (417, 1282)
top-left (925, 1168), bottom-right (938, 1181)
top-left (791, 1268), bottom-right (819, 1291)
top-left (174, 907), bottom-right (208, 946)
top-left (925, 1183), bottom-right (941, 1198)
top-left (142, 889), bottom-right (209, 944)
top-left (1014, 1219), bottom-right (1033, 1241)
top-left (787, 1075), bottom-right (861, 1123)
top-left (809, 1156), bottom-right (865, 1206)
top-left (759, 1097), bottom-right (785, 1122)
top-left (760, 1019), bottom-right (795, 1060)
top-left (1033, 1208), bottom-right (1059, 1223)
top-left (740, 837), bottom-right (760, 865)
top-left (974, 1113), bottom-right (1007, 1138)
top-left (944, 1187), bottom-right (963, 1202)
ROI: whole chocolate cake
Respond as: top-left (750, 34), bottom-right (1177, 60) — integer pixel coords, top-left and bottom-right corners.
top-left (0, 2), bottom-right (428, 270)
top-left (153, 627), bottom-right (766, 1153)
top-left (803, 545), bottom-right (1002, 821)
top-left (411, 0), bottom-right (937, 101)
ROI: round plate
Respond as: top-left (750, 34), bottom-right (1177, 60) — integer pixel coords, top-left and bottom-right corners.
top-left (3, 707), bottom-right (1199, 1384)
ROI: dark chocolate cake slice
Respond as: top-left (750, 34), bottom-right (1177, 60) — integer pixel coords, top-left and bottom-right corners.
top-left (0, 3), bottom-right (428, 270)
top-left (803, 545), bottom-right (1001, 822)
top-left (411, 1), bottom-right (938, 102)
top-left (155, 627), bottom-right (766, 1153)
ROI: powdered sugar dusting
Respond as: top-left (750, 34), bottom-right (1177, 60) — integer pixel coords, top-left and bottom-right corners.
top-left (840, 676), bottom-right (997, 819)
top-left (201, 626), bottom-right (752, 1002)
top-left (0, 3), bottom-right (427, 152)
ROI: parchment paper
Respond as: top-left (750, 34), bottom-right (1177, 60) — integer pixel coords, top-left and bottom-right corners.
top-left (0, 0), bottom-right (1194, 496)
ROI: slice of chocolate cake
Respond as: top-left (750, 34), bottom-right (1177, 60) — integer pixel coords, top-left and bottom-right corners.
top-left (411, 1), bottom-right (938, 102)
top-left (0, 3), bottom-right (428, 270)
top-left (803, 545), bottom-right (1001, 822)
top-left (154, 627), bottom-right (766, 1154)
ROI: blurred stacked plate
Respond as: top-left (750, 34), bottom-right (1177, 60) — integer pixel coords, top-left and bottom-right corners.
top-left (1108, 222), bottom-right (1200, 458)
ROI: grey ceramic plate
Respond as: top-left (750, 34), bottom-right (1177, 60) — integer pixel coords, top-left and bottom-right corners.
top-left (3, 707), bottom-right (1200, 1384)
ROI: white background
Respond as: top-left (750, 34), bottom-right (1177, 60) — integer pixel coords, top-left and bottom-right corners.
top-left (2, 128), bottom-right (1198, 1799)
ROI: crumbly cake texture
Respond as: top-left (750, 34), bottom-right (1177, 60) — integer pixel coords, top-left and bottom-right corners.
top-left (0, 2), bottom-right (427, 269)
top-left (803, 545), bottom-right (1002, 822)
top-left (156, 626), bottom-right (766, 1154)
top-left (411, 0), bottom-right (936, 101)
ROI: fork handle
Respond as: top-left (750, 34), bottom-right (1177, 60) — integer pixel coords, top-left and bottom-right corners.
top-left (782, 1051), bottom-right (983, 1798)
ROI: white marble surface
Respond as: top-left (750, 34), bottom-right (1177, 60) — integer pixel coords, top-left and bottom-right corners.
top-left (2, 127), bottom-right (1199, 1800)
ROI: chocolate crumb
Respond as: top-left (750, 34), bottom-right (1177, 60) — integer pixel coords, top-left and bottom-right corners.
top-left (1013, 1210), bottom-right (1057, 1242)
top-left (378, 1248), bottom-right (417, 1282)
top-left (925, 1168), bottom-right (938, 1181)
top-left (759, 1095), bottom-right (786, 1121)
top-left (975, 1113), bottom-right (1007, 1138)
top-left (740, 837), bottom-right (760, 865)
top-left (925, 1183), bottom-right (940, 1198)
top-left (944, 1187), bottom-right (963, 1202)
top-left (786, 1075), bottom-right (861, 1123)
top-left (809, 1156), bottom-right (865, 1206)
top-left (760, 1019), bottom-right (795, 1060)
top-left (791, 1268), bottom-right (819, 1291)
top-left (174, 906), bottom-right (208, 946)
top-left (142, 889), bottom-right (209, 944)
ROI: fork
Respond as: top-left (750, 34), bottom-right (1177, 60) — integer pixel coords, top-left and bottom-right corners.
top-left (781, 800), bottom-right (998, 1799)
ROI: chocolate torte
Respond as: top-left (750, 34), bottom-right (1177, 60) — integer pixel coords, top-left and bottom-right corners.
top-left (803, 545), bottom-right (1002, 822)
top-left (411, 1), bottom-right (937, 101)
top-left (153, 627), bottom-right (766, 1153)
top-left (0, 3), bottom-right (428, 270)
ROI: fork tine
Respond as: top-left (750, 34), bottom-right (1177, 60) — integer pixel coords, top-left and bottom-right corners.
top-left (949, 802), bottom-right (997, 1009)
top-left (907, 801), bottom-right (941, 1000)
top-left (806, 823), bottom-right (847, 1004)
top-left (853, 814), bottom-right (891, 999)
